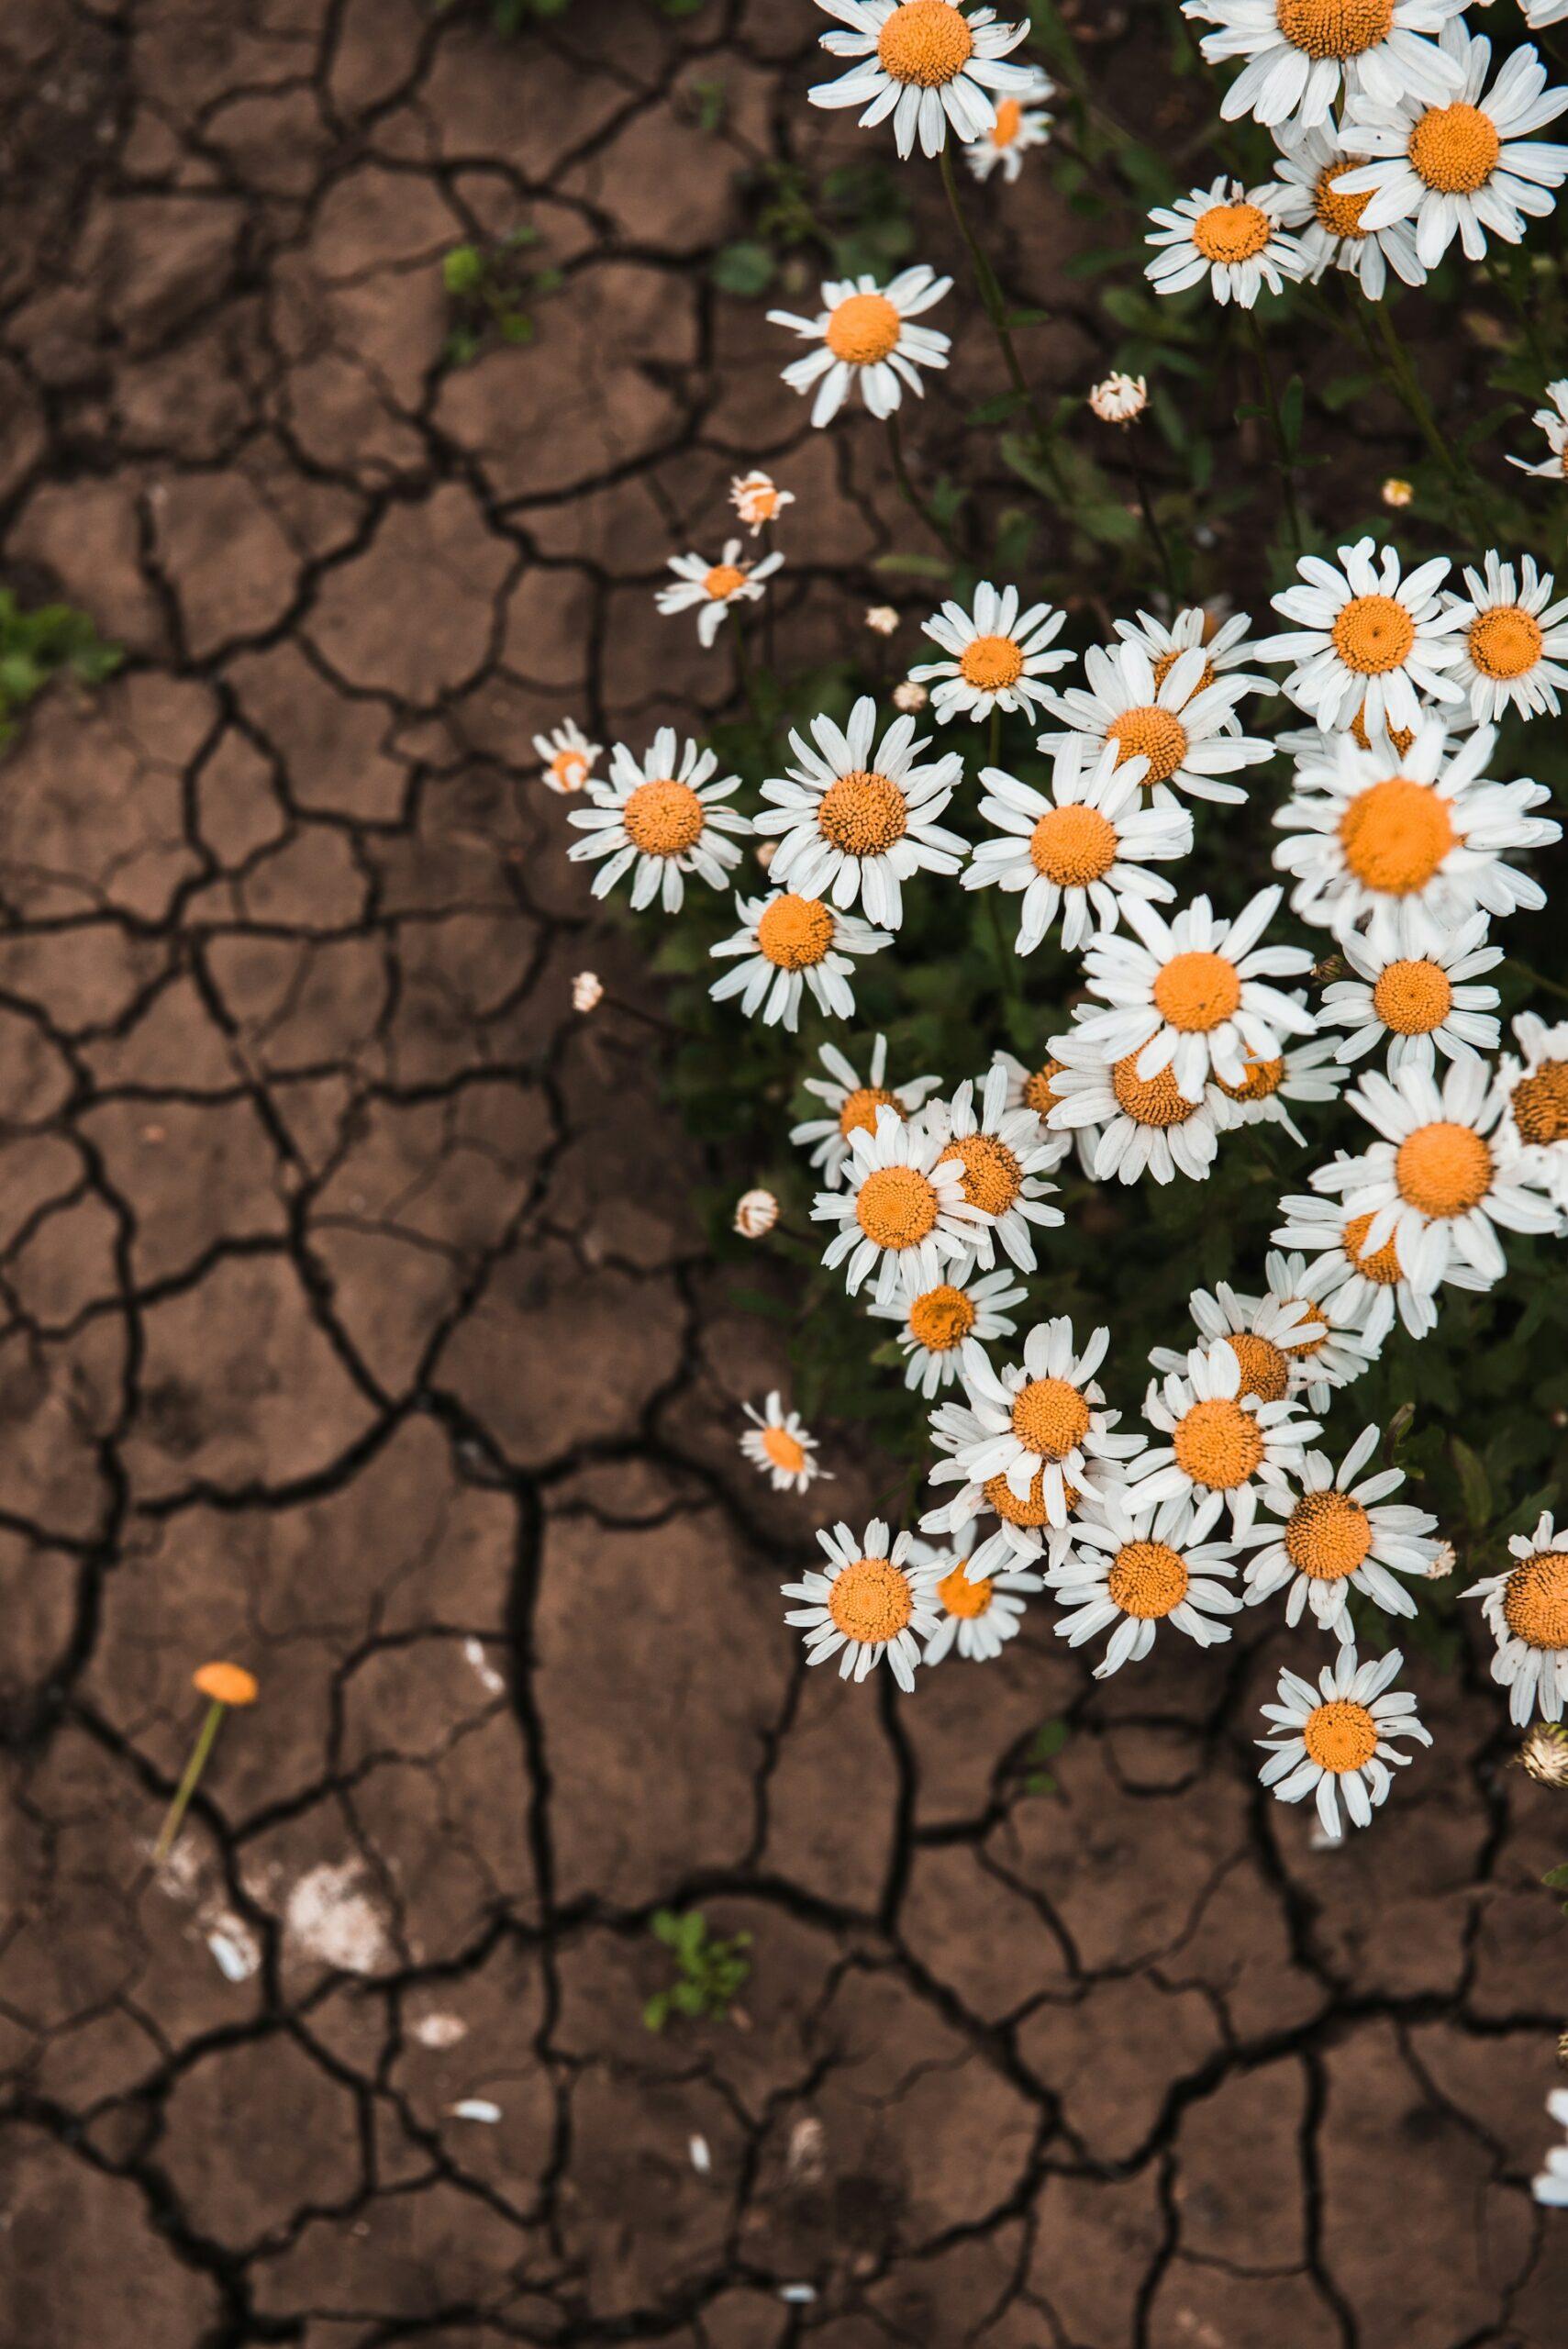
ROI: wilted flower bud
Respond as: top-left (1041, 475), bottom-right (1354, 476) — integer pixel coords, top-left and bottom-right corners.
top-left (572, 971), bottom-right (604, 1014)
top-left (1519, 1722), bottom-right (1568, 1788)
top-left (1381, 477), bottom-right (1414, 508)
top-left (1423, 1539), bottom-right (1457, 1580)
top-left (734, 1188), bottom-right (779, 1239)
top-left (864, 606), bottom-right (899, 636)
top-left (893, 679), bottom-right (929, 712)
top-left (1088, 372), bottom-right (1148, 424)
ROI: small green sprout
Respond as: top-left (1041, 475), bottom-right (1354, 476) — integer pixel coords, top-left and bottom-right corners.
top-left (1018, 1719), bottom-right (1069, 1798)
top-left (0, 590), bottom-right (122, 743)
top-left (642, 1908), bottom-right (751, 2031)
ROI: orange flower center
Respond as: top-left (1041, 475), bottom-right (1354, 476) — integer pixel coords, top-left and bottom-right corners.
top-left (757, 893), bottom-right (835, 969)
top-left (828, 1557), bottom-right (914, 1644)
top-left (1467, 605), bottom-right (1543, 681)
top-left (1106, 1539), bottom-right (1189, 1620)
top-left (1338, 777), bottom-right (1454, 894)
top-left (1314, 156), bottom-right (1372, 237)
top-left (1349, 703), bottom-right (1415, 757)
top-left (1106, 704), bottom-right (1189, 785)
top-left (936, 1131), bottom-right (1022, 1217)
top-left (990, 95), bottom-right (1023, 148)
top-left (1502, 1550), bottom-right (1568, 1651)
top-left (194, 1662), bottom-right (259, 1707)
top-left (818, 768), bottom-right (908, 856)
top-left (1408, 101), bottom-right (1501, 195)
top-left (1029, 803), bottom-right (1119, 885)
top-left (1010, 1375), bottom-right (1092, 1462)
top-left (1022, 1057), bottom-right (1065, 1118)
top-left (959, 633), bottom-right (1025, 690)
top-left (838, 1084), bottom-right (901, 1139)
top-left (984, 1468), bottom-right (1081, 1526)
top-left (1394, 1120), bottom-right (1492, 1218)
top-left (1228, 1330), bottom-right (1290, 1404)
top-left (856, 1163), bottom-right (940, 1250)
top-left (623, 776), bottom-right (706, 857)
top-left (704, 562), bottom-right (747, 600)
top-left (1152, 949), bottom-right (1241, 1034)
top-left (549, 750), bottom-right (588, 790)
top-left (1331, 593), bottom-right (1417, 677)
top-left (1172, 1397), bottom-right (1264, 1490)
top-left (937, 1563), bottom-right (993, 1619)
top-left (1276, 0), bottom-right (1394, 57)
top-left (1152, 647), bottom-right (1218, 694)
top-left (1191, 201), bottom-right (1273, 266)
top-left (1279, 1301), bottom-right (1327, 1358)
top-left (907, 1282), bottom-right (977, 1352)
top-left (876, 0), bottom-right (974, 85)
top-left (1112, 1052), bottom-right (1198, 1128)
top-left (1284, 1489), bottom-right (1373, 1580)
top-left (1215, 1052), bottom-right (1284, 1103)
top-left (1302, 1697), bottom-right (1380, 1773)
top-left (1511, 1059), bottom-right (1568, 1147)
top-left (1372, 958), bottom-right (1452, 1035)
top-left (761, 1425), bottom-right (807, 1475)
top-left (1343, 1208), bottom-right (1403, 1286)
top-left (825, 291), bottom-right (903, 366)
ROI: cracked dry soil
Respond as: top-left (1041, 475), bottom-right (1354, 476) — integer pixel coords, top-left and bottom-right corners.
top-left (0, 2), bottom-right (1565, 2343)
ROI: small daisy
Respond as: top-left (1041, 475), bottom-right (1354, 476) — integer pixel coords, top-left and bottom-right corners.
top-left (740, 1394), bottom-right (832, 1494)
top-left (1443, 551), bottom-right (1568, 726)
top-left (990, 1046), bottom-right (1076, 1170)
top-left (1088, 371), bottom-right (1150, 423)
top-left (911, 1524), bottom-right (1043, 1664)
top-left (921, 1397), bottom-right (1110, 1578)
top-left (566, 731), bottom-right (750, 913)
top-left (656, 540), bottom-right (784, 649)
top-left (1271, 1179), bottom-right (1492, 1344)
top-left (1508, 377), bottom-right (1568, 479)
top-left (790, 1035), bottom-right (942, 1186)
top-left (1315, 1054), bottom-right (1559, 1292)
top-left (709, 891), bottom-right (892, 1030)
top-left (1072, 885), bottom-right (1316, 1107)
top-left (939, 1316), bottom-right (1143, 1528)
top-left (1111, 603), bottom-right (1274, 723)
top-left (757, 696), bottom-right (965, 930)
top-left (1045, 1023), bottom-right (1229, 1186)
top-left (1334, 24), bottom-right (1568, 271)
top-left (1149, 1256), bottom-right (1370, 1412)
top-left (768, 266), bottom-right (951, 427)
top-left (871, 1265), bottom-right (1029, 1397)
top-left (1496, 1010), bottom-right (1568, 1213)
top-left (815, 1101), bottom-right (991, 1304)
top-left (782, 1519), bottom-right (940, 1692)
top-left (1273, 716), bottom-right (1560, 936)
top-left (962, 65), bottom-right (1056, 182)
top-left (907, 581), bottom-right (1071, 724)
top-left (1465, 1513), bottom-right (1568, 1726)
top-left (534, 718), bottom-right (601, 795)
top-left (1268, 117), bottom-right (1429, 295)
top-left (1207, 1010), bottom-right (1346, 1146)
top-left (1182, 0), bottom-right (1468, 136)
top-left (1258, 537), bottom-right (1466, 738)
top-left (808, 0), bottom-right (1036, 161)
top-left (962, 736), bottom-right (1193, 957)
top-left (1318, 903), bottom-right (1502, 1074)
top-left (921, 1063), bottom-right (1064, 1273)
top-left (1257, 1645), bottom-right (1431, 1840)
top-left (730, 471), bottom-right (795, 533)
top-left (1131, 1337), bottom-right (1319, 1541)
top-left (1050, 1500), bottom-right (1242, 1678)
top-left (1237, 1422), bottom-right (1441, 1641)
top-left (1532, 2090), bottom-right (1568, 2212)
top-left (1145, 175), bottom-right (1308, 304)
top-left (1035, 638), bottom-right (1275, 811)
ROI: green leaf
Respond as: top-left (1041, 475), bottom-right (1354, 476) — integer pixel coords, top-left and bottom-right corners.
top-left (1451, 1436), bottom-right (1492, 1531)
top-left (442, 244), bottom-right (485, 296)
top-left (642, 1995), bottom-right (669, 2032)
top-left (710, 240), bottom-right (774, 296)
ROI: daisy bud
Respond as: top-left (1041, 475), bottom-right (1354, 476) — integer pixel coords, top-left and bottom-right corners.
top-left (1088, 371), bottom-right (1148, 425)
top-left (755, 839), bottom-right (777, 871)
top-left (1424, 1540), bottom-right (1457, 1580)
top-left (892, 679), bottom-right (929, 712)
top-left (734, 1187), bottom-right (779, 1239)
top-left (864, 606), bottom-right (899, 636)
top-left (572, 971), bottom-right (604, 1014)
top-left (1381, 477), bottom-right (1414, 509)
top-left (1519, 1723), bottom-right (1568, 1789)
top-left (730, 470), bottom-right (795, 534)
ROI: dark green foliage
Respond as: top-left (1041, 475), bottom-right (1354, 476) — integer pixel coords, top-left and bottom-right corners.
top-left (439, 227), bottom-right (561, 366)
top-left (641, 1908), bottom-right (752, 2030)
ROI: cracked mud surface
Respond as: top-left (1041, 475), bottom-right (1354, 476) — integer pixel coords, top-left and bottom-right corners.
top-left (1, 2), bottom-right (1565, 2343)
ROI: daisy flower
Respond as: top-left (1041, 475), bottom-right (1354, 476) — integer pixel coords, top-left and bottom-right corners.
top-left (1237, 1422), bottom-right (1441, 1640)
top-left (756, 696), bottom-right (965, 930)
top-left (1111, 603), bottom-right (1274, 721)
top-left (808, 0), bottom-right (1036, 161)
top-left (1131, 1337), bottom-right (1319, 1541)
top-left (921, 1063), bottom-right (1064, 1273)
top-left (911, 1525), bottom-right (1043, 1664)
top-left (1149, 1256), bottom-right (1370, 1413)
top-left (1268, 118), bottom-right (1429, 295)
top-left (1318, 903), bottom-right (1502, 1074)
top-left (655, 540), bottom-right (784, 649)
top-left (730, 471), bottom-right (795, 533)
top-left (1045, 1023), bottom-right (1228, 1186)
top-left (990, 1047), bottom-right (1076, 1169)
top-left (907, 581), bottom-right (1071, 724)
top-left (1443, 552), bottom-right (1568, 726)
top-left (1532, 2091), bottom-right (1568, 2211)
top-left (1257, 1645), bottom-right (1431, 1841)
top-left (1145, 176), bottom-right (1308, 305)
top-left (1182, 0), bottom-right (1468, 135)
top-left (1087, 371), bottom-right (1150, 423)
top-left (1072, 885), bottom-right (1316, 1107)
top-left (790, 1035), bottom-right (941, 1186)
top-left (768, 266), bottom-right (951, 427)
top-left (740, 1394), bottom-right (831, 1494)
top-left (1273, 716), bottom-right (1560, 936)
top-left (937, 1316), bottom-right (1143, 1528)
top-left (1508, 377), bottom-right (1568, 479)
top-left (921, 1397), bottom-right (1110, 1578)
top-left (1035, 638), bottom-right (1275, 810)
top-left (1496, 1010), bottom-right (1568, 1213)
top-left (1271, 1179), bottom-right (1494, 1343)
top-left (871, 1265), bottom-right (1029, 1397)
top-left (961, 737), bottom-right (1193, 957)
top-left (1465, 1513), bottom-right (1568, 1726)
top-left (1334, 24), bottom-right (1568, 271)
top-left (709, 891), bottom-right (892, 1030)
top-left (1258, 538), bottom-right (1466, 738)
top-left (1208, 1011), bottom-right (1346, 1146)
top-left (534, 718), bottom-right (601, 795)
top-left (963, 67), bottom-right (1056, 182)
top-left (814, 1101), bottom-right (991, 1304)
top-left (566, 732), bottom-right (750, 913)
top-left (782, 1519), bottom-right (940, 1692)
top-left (1315, 1054), bottom-right (1559, 1292)
top-left (1051, 1500), bottom-right (1242, 1678)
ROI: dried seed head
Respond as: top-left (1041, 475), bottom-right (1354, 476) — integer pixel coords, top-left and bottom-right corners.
top-left (1518, 1722), bottom-right (1568, 1788)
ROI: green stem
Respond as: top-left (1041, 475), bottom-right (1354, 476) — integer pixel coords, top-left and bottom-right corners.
top-left (1368, 299), bottom-right (1489, 540)
top-left (1509, 957), bottom-right (1568, 1007)
top-left (152, 1699), bottom-right (226, 1866)
top-left (1241, 306), bottom-right (1304, 557)
top-left (1486, 252), bottom-right (1551, 379)
top-left (938, 141), bottom-right (1062, 485)
top-left (984, 885), bottom-right (1020, 1001)
top-left (1124, 428), bottom-right (1180, 600)
top-left (885, 413), bottom-right (959, 561)
top-left (731, 614), bottom-right (763, 727)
